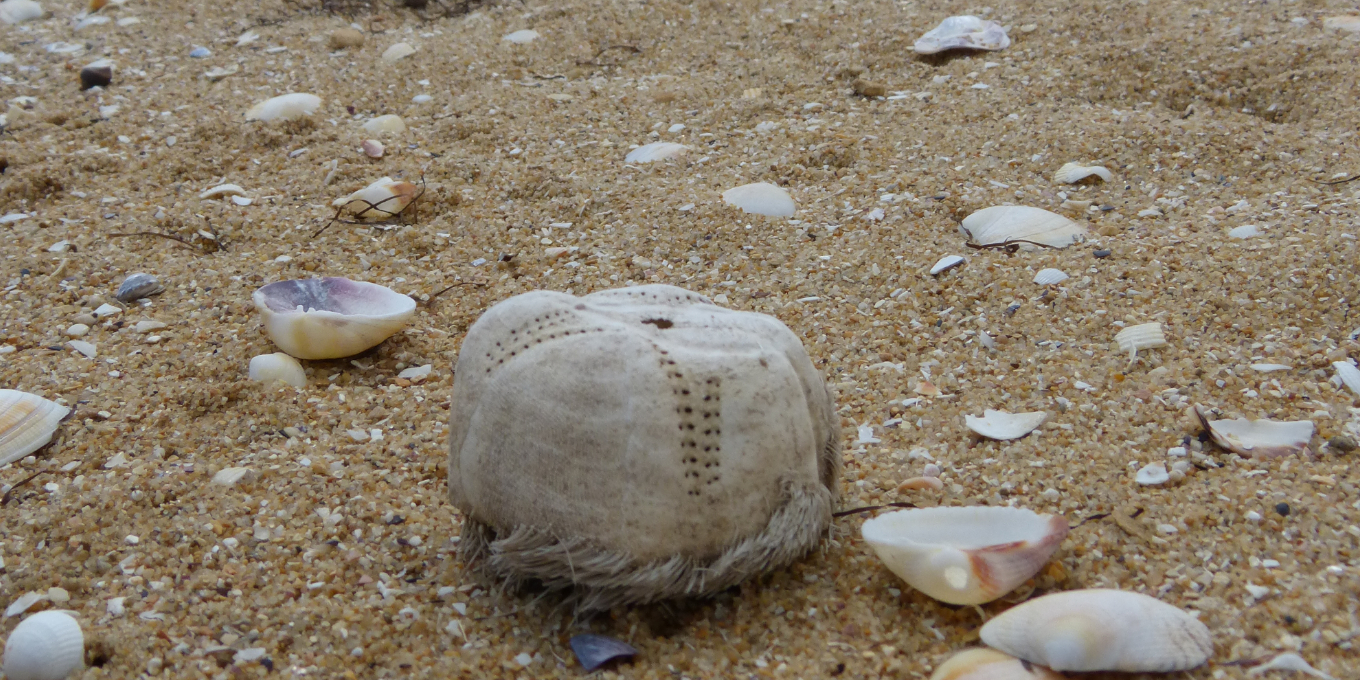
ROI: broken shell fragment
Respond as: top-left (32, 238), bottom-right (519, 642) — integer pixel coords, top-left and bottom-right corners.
top-left (1135, 462), bottom-right (1170, 485)
top-left (199, 183), bottom-right (246, 200)
top-left (721, 182), bottom-right (795, 217)
top-left (361, 140), bottom-right (384, 158)
top-left (248, 353), bottom-right (306, 388)
top-left (245, 93), bottom-right (321, 122)
top-left (0, 390), bottom-right (70, 466)
top-left (502, 29), bottom-right (540, 44)
top-left (1052, 162), bottom-right (1112, 184)
top-left (914, 16), bottom-right (1010, 54)
top-left (2, 610), bottom-right (84, 680)
top-left (569, 634), bottom-right (638, 672)
top-left (1032, 268), bottom-right (1068, 285)
top-left (930, 648), bottom-right (1065, 680)
top-left (965, 409), bottom-right (1047, 441)
top-left (0, 0), bottom-right (44, 24)
top-left (115, 273), bottom-right (164, 303)
top-left (960, 206), bottom-right (1088, 249)
top-left (361, 114), bottom-right (406, 134)
top-left (861, 506), bottom-right (1068, 605)
top-left (1246, 653), bottom-right (1338, 680)
top-left (624, 142), bottom-right (690, 164)
top-left (381, 42), bottom-right (415, 62)
top-left (448, 284), bottom-right (839, 610)
top-left (252, 278), bottom-right (416, 360)
top-left (1193, 406), bottom-right (1314, 459)
top-left (979, 589), bottom-right (1213, 672)
top-left (1322, 15), bottom-right (1360, 32)
top-left (1114, 322), bottom-right (1166, 360)
top-left (930, 255), bottom-right (965, 275)
top-left (1332, 361), bottom-right (1360, 397)
top-left (332, 177), bottom-right (419, 220)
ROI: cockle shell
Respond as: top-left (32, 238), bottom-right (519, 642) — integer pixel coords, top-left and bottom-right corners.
top-left (625, 142), bottom-right (690, 164)
top-left (930, 648), bottom-right (1065, 680)
top-left (361, 114), bottom-right (406, 134)
top-left (3, 610), bottom-right (84, 680)
top-left (252, 278), bottom-right (416, 360)
top-left (1052, 162), bottom-right (1112, 184)
top-left (1114, 322), bottom-right (1166, 359)
top-left (0, 0), bottom-right (44, 24)
top-left (979, 589), bottom-right (1213, 672)
top-left (1333, 360), bottom-right (1360, 397)
top-left (114, 273), bottom-right (164, 303)
top-left (965, 409), bottom-right (1047, 441)
top-left (1193, 406), bottom-right (1314, 459)
top-left (0, 390), bottom-right (70, 466)
top-left (861, 506), bottom-right (1068, 605)
top-left (914, 16), bottom-right (1010, 54)
top-left (448, 284), bottom-right (839, 611)
top-left (930, 255), bottom-right (965, 275)
top-left (332, 177), bottom-right (419, 220)
top-left (248, 353), bottom-right (306, 388)
top-left (722, 182), bottom-right (796, 216)
top-left (1032, 268), bottom-right (1068, 285)
top-left (960, 206), bottom-right (1088, 249)
top-left (245, 93), bottom-right (321, 122)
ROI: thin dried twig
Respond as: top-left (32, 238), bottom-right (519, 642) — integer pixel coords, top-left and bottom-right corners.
top-left (832, 501), bottom-right (917, 518)
top-left (107, 231), bottom-right (198, 250)
top-left (314, 175), bottom-right (426, 238)
top-left (964, 238), bottom-right (1061, 252)
top-left (1, 470), bottom-right (44, 506)
top-left (576, 44), bottom-right (641, 66)
top-left (1313, 173), bottom-right (1360, 185)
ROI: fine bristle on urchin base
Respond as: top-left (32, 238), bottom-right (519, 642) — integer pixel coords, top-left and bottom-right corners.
top-left (458, 477), bottom-right (836, 612)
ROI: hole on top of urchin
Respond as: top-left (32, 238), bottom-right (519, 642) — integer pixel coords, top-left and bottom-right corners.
top-left (642, 318), bottom-right (674, 329)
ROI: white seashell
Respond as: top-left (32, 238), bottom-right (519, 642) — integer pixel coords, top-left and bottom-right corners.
top-left (1032, 268), bottom-right (1068, 285)
top-left (1193, 406), bottom-right (1314, 459)
top-left (960, 206), bottom-right (1088, 250)
top-left (93, 304), bottom-right (120, 318)
top-left (979, 589), bottom-right (1213, 672)
top-left (115, 273), bottom-right (164, 302)
top-left (332, 177), bottom-right (419, 220)
top-left (930, 648), bottom-right (1065, 680)
top-left (381, 42), bottom-right (415, 62)
top-left (1114, 322), bottom-right (1166, 359)
top-left (1251, 363), bottom-right (1292, 372)
top-left (66, 341), bottom-right (96, 359)
top-left (361, 139), bottom-right (384, 158)
top-left (361, 114), bottom-right (406, 134)
top-left (252, 278), bottom-right (416, 360)
top-left (65, 324), bottom-right (89, 337)
top-left (1246, 652), bottom-right (1337, 680)
top-left (0, 0), bottom-right (43, 24)
top-left (231, 196), bottom-right (252, 206)
top-left (448, 284), bottom-right (838, 610)
top-left (914, 16), bottom-right (1009, 54)
top-left (199, 183), bottom-right (246, 200)
top-left (625, 142), bottom-right (690, 163)
top-left (397, 364), bottom-right (432, 381)
top-left (1052, 162), bottom-right (1112, 184)
top-left (930, 255), bottom-right (965, 275)
top-left (0, 390), bottom-right (71, 466)
top-left (5, 593), bottom-right (46, 618)
top-left (1229, 225), bottom-right (1261, 239)
top-left (212, 467), bottom-right (257, 487)
top-left (1135, 462), bottom-right (1170, 485)
top-left (248, 352), bottom-right (306, 388)
top-left (1332, 361), bottom-right (1360, 397)
top-left (235, 30), bottom-right (259, 46)
top-left (245, 93), bottom-right (321, 122)
top-left (1322, 15), bottom-right (1360, 32)
top-left (861, 506), bottom-right (1068, 605)
top-left (204, 65), bottom-right (238, 81)
top-left (965, 409), bottom-right (1046, 441)
top-left (502, 29), bottom-right (540, 44)
top-left (721, 182), bottom-right (795, 217)
top-left (3, 611), bottom-right (84, 680)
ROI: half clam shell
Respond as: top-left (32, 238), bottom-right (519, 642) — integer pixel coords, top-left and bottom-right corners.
top-left (1114, 322), bottom-right (1166, 359)
top-left (861, 506), bottom-right (1068, 605)
top-left (625, 142), bottom-right (690, 164)
top-left (1193, 405), bottom-right (1313, 459)
top-left (914, 16), bottom-right (1010, 54)
top-left (245, 93), bottom-right (321, 122)
top-left (1032, 268), bottom-right (1068, 285)
top-left (0, 390), bottom-right (70, 466)
top-left (251, 278), bottom-right (416, 360)
top-left (965, 409), bottom-right (1047, 441)
top-left (930, 649), bottom-right (1064, 680)
top-left (722, 182), bottom-right (795, 217)
top-left (2, 611), bottom-right (84, 680)
top-left (332, 177), bottom-right (419, 220)
top-left (960, 206), bottom-right (1088, 250)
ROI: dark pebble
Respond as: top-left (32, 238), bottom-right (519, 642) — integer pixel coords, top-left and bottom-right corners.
top-left (404, 0), bottom-right (428, 6)
top-left (1328, 435), bottom-right (1357, 452)
top-left (1004, 302), bottom-right (1021, 317)
top-left (1274, 502), bottom-right (1290, 517)
top-left (79, 65), bottom-right (112, 90)
top-left (1093, 249), bottom-right (1112, 258)
top-left (570, 634), bottom-right (638, 671)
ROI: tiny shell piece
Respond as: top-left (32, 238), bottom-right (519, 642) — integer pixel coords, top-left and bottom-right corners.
top-left (1251, 363), bottom-right (1292, 372)
top-left (502, 29), bottom-right (540, 44)
top-left (0, 0), bottom-right (44, 24)
top-left (199, 183), bottom-right (246, 200)
top-left (1322, 15), bottom-right (1360, 32)
top-left (93, 304), bottom-right (120, 318)
top-left (1194, 406), bottom-right (1314, 459)
top-left (1114, 322), bottom-right (1166, 359)
top-left (1332, 361), bottom-right (1360, 396)
top-left (4, 592), bottom-right (46, 618)
top-left (861, 506), bottom-right (1068, 605)
top-left (362, 114), bottom-right (406, 134)
top-left (212, 467), bottom-right (258, 486)
top-left (1052, 162), bottom-right (1112, 184)
top-left (1229, 225), bottom-right (1261, 239)
top-left (245, 93), bottom-right (321, 122)
top-left (115, 273), bottom-right (164, 303)
top-left (914, 16), bottom-right (1010, 54)
top-left (930, 255), bottom-right (965, 275)
top-left (897, 476), bottom-right (944, 491)
top-left (721, 182), bottom-right (795, 217)
top-left (381, 42), bottom-right (416, 61)
top-left (1032, 268), bottom-right (1068, 285)
top-left (625, 142), bottom-right (690, 163)
top-left (1135, 462), bottom-right (1170, 485)
top-left (397, 364), bottom-right (432, 381)
top-left (67, 341), bottom-right (96, 359)
top-left (979, 589), bottom-right (1213, 672)
top-left (2, 611), bottom-right (84, 680)
top-left (252, 278), bottom-right (416, 360)
top-left (1246, 653), bottom-right (1338, 680)
top-left (930, 648), bottom-right (1065, 680)
top-left (361, 140), bottom-right (384, 158)
top-left (332, 177), bottom-right (419, 220)
top-left (248, 352), bottom-right (307, 388)
top-left (569, 634), bottom-right (637, 671)
top-left (965, 409), bottom-right (1047, 441)
top-left (960, 206), bottom-right (1088, 249)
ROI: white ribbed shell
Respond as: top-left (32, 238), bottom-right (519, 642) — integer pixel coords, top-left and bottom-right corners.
top-left (1052, 162), bottom-right (1113, 184)
top-left (3, 611), bottom-right (84, 680)
top-left (0, 390), bottom-right (70, 466)
top-left (1032, 268), bottom-right (1069, 285)
top-left (914, 16), bottom-right (1010, 54)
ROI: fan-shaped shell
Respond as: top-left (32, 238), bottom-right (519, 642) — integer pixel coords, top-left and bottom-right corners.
top-left (1114, 323), bottom-right (1166, 358)
top-left (625, 142), bottom-right (690, 164)
top-left (722, 182), bottom-right (795, 216)
top-left (965, 409), bottom-right (1047, 441)
top-left (979, 589), bottom-right (1213, 672)
top-left (0, 390), bottom-right (70, 466)
top-left (960, 206), bottom-right (1088, 249)
top-left (861, 506), bottom-right (1068, 605)
top-left (114, 273), bottom-right (164, 303)
top-left (930, 648), bottom-right (1065, 680)
top-left (332, 177), bottom-right (419, 220)
top-left (245, 93), bottom-right (321, 122)
top-left (1193, 406), bottom-right (1313, 459)
top-left (914, 16), bottom-right (1010, 54)
top-left (3, 611), bottom-right (84, 680)
top-left (1052, 162), bottom-right (1112, 184)
top-left (1032, 268), bottom-right (1068, 285)
top-left (252, 278), bottom-right (415, 360)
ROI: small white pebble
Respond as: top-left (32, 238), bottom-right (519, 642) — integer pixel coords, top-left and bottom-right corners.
top-left (514, 652), bottom-right (533, 667)
top-left (1156, 523), bottom-right (1179, 534)
top-left (1245, 583), bottom-right (1270, 599)
top-left (66, 323), bottom-right (90, 337)
top-left (1135, 462), bottom-right (1170, 486)
top-left (1262, 559), bottom-right (1280, 568)
top-left (1167, 446), bottom-right (1187, 457)
top-left (125, 535), bottom-right (140, 545)
top-left (1246, 510), bottom-right (1263, 521)
top-left (106, 596), bottom-right (127, 616)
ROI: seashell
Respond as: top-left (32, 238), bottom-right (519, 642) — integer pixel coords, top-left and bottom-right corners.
top-left (1052, 162), bottom-right (1112, 184)
top-left (5, 592), bottom-right (46, 618)
top-left (448, 284), bottom-right (839, 610)
top-left (93, 304), bottom-right (120, 318)
top-left (397, 364), bottom-right (432, 381)
top-left (115, 273), bottom-right (164, 303)
top-left (199, 183), bottom-right (246, 200)
top-left (66, 341), bottom-right (96, 359)
top-left (1193, 405), bottom-right (1313, 459)
top-left (1032, 268), bottom-right (1068, 285)
top-left (248, 352), bottom-right (306, 388)
top-left (930, 648), bottom-right (1065, 680)
top-left (965, 409), bottom-right (1046, 441)
top-left (721, 182), bottom-right (795, 216)
top-left (0, 0), bottom-right (44, 24)
top-left (1229, 225), bottom-right (1260, 239)
top-left (1114, 322), bottom-right (1166, 359)
top-left (1135, 462), bottom-right (1170, 485)
top-left (1246, 652), bottom-right (1338, 680)
top-left (212, 467), bottom-right (257, 487)
top-left (204, 65), bottom-right (238, 81)
top-left (235, 30), bottom-right (258, 46)
top-left (245, 93), bottom-right (321, 122)
top-left (361, 114), bottom-right (406, 134)
top-left (1332, 361), bottom-right (1360, 397)
top-left (861, 506), bottom-right (1068, 605)
top-left (897, 476), bottom-right (944, 491)
top-left (252, 278), bottom-right (416, 360)
top-left (361, 139), bottom-right (384, 158)
top-left (1251, 363), bottom-right (1292, 372)
top-left (381, 42), bottom-right (415, 62)
top-left (0, 390), bottom-right (71, 466)
top-left (502, 29), bottom-right (540, 44)
top-left (960, 206), bottom-right (1088, 250)
top-left (332, 177), bottom-right (419, 220)
top-left (930, 255), bottom-right (965, 275)
top-left (569, 634), bottom-right (637, 671)
top-left (1322, 15), bottom-right (1360, 32)
top-left (625, 142), bottom-right (690, 164)
top-left (980, 589), bottom-right (1213, 672)
top-left (2, 610), bottom-right (84, 680)
top-left (914, 16), bottom-right (1010, 54)
top-left (78, 60), bottom-right (112, 90)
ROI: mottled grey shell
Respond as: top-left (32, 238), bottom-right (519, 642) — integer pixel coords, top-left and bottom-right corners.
top-left (114, 273), bottom-right (164, 303)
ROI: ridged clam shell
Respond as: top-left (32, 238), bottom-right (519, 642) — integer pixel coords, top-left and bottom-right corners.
top-left (3, 611), bottom-right (84, 680)
top-left (245, 93), bottom-right (321, 122)
top-left (252, 278), bottom-right (416, 360)
top-left (914, 16), bottom-right (1010, 54)
top-left (1052, 162), bottom-right (1112, 184)
top-left (1032, 268), bottom-right (1068, 285)
top-left (930, 255), bottom-right (965, 275)
top-left (965, 409), bottom-right (1047, 441)
top-left (960, 206), bottom-right (1088, 250)
top-left (114, 273), bottom-right (164, 303)
top-left (332, 177), bottom-right (419, 220)
top-left (979, 589), bottom-right (1213, 672)
top-left (1333, 361), bottom-right (1360, 397)
top-left (1193, 405), bottom-right (1313, 459)
top-left (862, 506), bottom-right (1068, 605)
top-left (0, 390), bottom-right (70, 466)
top-left (930, 649), bottom-right (1065, 680)
top-left (1114, 322), bottom-right (1166, 357)
top-left (625, 142), bottom-right (690, 164)
top-left (722, 182), bottom-right (795, 217)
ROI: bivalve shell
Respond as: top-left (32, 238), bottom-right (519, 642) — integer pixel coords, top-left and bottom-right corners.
top-left (625, 142), bottom-right (690, 163)
top-left (361, 114), bottom-right (406, 135)
top-left (1193, 406), bottom-right (1314, 459)
top-left (979, 588), bottom-right (1213, 672)
top-left (114, 273), bottom-right (164, 303)
top-left (914, 16), bottom-right (1010, 54)
top-left (721, 182), bottom-right (795, 216)
top-left (930, 648), bottom-right (1065, 680)
top-left (252, 278), bottom-right (416, 360)
top-left (332, 177), bottom-right (419, 220)
top-left (965, 409), bottom-right (1046, 441)
top-left (1032, 268), bottom-right (1068, 285)
top-left (861, 506), bottom-right (1068, 605)
top-left (361, 140), bottom-right (384, 158)
top-left (1052, 162), bottom-right (1112, 184)
top-left (3, 610), bottom-right (84, 680)
top-left (0, 0), bottom-right (44, 24)
top-left (245, 93), bottom-right (321, 122)
top-left (0, 390), bottom-right (70, 466)
top-left (960, 206), bottom-right (1088, 249)
top-left (199, 183), bottom-right (246, 200)
top-left (1114, 322), bottom-right (1166, 359)
top-left (248, 353), bottom-right (307, 388)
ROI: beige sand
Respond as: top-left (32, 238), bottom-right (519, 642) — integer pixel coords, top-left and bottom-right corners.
top-left (1, 0), bottom-right (1359, 676)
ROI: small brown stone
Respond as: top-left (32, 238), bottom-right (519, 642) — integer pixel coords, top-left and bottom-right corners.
top-left (1328, 435), bottom-right (1357, 452)
top-left (329, 28), bottom-right (365, 50)
top-left (79, 64), bottom-right (112, 90)
top-left (852, 78), bottom-right (886, 98)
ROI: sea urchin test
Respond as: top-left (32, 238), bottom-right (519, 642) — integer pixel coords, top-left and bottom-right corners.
top-left (447, 284), bottom-right (840, 610)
